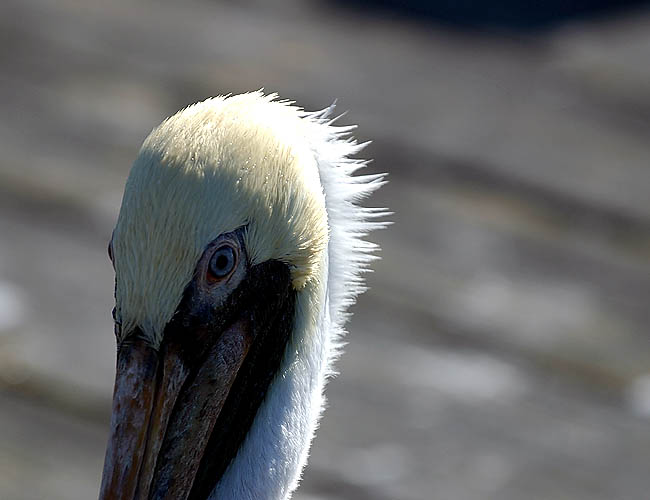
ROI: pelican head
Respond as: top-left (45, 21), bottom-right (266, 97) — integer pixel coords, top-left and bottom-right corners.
top-left (99, 92), bottom-right (387, 500)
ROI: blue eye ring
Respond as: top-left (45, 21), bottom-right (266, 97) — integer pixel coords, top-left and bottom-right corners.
top-left (209, 245), bottom-right (237, 279)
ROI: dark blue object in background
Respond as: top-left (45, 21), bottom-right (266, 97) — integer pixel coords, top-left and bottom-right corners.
top-left (335, 0), bottom-right (650, 30)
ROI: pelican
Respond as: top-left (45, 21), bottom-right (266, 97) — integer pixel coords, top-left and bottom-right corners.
top-left (98, 91), bottom-right (387, 500)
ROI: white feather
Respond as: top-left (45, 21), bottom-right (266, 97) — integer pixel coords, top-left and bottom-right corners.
top-left (210, 100), bottom-right (389, 499)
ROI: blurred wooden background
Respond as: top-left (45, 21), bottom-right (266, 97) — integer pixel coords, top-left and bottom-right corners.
top-left (1, 0), bottom-right (649, 498)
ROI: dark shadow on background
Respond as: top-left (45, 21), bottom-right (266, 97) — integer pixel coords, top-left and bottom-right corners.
top-left (333, 0), bottom-right (650, 30)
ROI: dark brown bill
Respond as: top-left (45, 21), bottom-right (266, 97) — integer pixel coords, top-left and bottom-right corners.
top-left (148, 319), bottom-right (252, 499)
top-left (134, 344), bottom-right (189, 500)
top-left (98, 319), bottom-right (252, 500)
top-left (99, 338), bottom-right (158, 500)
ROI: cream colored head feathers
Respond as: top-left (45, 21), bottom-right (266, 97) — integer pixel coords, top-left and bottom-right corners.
top-left (109, 91), bottom-right (387, 499)
top-left (112, 92), bottom-right (329, 345)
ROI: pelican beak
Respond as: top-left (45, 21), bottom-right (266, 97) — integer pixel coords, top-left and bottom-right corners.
top-left (98, 319), bottom-right (252, 500)
top-left (99, 257), bottom-right (294, 500)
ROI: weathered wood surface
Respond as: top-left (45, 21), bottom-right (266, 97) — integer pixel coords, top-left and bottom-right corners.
top-left (1, 0), bottom-right (649, 498)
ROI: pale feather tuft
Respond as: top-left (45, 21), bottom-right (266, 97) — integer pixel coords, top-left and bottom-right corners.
top-left (112, 91), bottom-right (329, 344)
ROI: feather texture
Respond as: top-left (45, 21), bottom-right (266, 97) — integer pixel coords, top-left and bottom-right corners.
top-left (111, 91), bottom-right (388, 499)
top-left (210, 96), bottom-right (389, 499)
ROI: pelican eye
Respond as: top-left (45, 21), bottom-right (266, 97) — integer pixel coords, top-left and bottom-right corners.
top-left (209, 245), bottom-right (236, 279)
